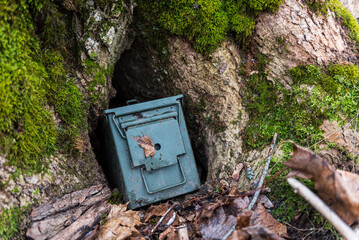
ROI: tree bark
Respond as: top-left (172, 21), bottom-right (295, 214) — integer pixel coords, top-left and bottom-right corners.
top-left (26, 184), bottom-right (111, 240)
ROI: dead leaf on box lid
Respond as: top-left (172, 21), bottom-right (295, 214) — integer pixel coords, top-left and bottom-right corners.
top-left (96, 203), bottom-right (144, 240)
top-left (250, 203), bottom-right (287, 237)
top-left (284, 143), bottom-right (359, 225)
top-left (132, 133), bottom-right (156, 158)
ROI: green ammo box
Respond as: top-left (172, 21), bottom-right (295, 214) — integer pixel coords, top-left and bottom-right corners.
top-left (102, 95), bottom-right (200, 209)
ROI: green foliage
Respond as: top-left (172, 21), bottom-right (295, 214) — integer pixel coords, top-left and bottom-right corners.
top-left (0, 206), bottom-right (28, 240)
top-left (137, 0), bottom-right (284, 53)
top-left (243, 56), bottom-right (359, 149)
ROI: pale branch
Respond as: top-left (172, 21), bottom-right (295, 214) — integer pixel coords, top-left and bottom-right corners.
top-left (287, 178), bottom-right (359, 240)
top-left (247, 133), bottom-right (278, 211)
top-left (222, 133), bottom-right (278, 240)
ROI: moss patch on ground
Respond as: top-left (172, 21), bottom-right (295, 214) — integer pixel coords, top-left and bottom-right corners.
top-left (137, 0), bottom-right (284, 54)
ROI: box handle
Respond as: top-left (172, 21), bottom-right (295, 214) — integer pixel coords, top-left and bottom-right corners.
top-left (126, 99), bottom-right (140, 105)
top-left (140, 157), bottom-right (186, 194)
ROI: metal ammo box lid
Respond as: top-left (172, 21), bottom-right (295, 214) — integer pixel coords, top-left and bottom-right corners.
top-left (102, 95), bottom-right (200, 209)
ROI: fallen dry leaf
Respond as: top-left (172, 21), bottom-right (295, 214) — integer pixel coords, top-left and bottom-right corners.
top-left (144, 202), bottom-right (170, 222)
top-left (258, 195), bottom-right (274, 209)
top-left (284, 143), bottom-right (359, 225)
top-left (231, 196), bottom-right (250, 210)
top-left (234, 209), bottom-right (252, 229)
top-left (250, 204), bottom-right (287, 236)
top-left (159, 226), bottom-right (178, 240)
top-left (229, 226), bottom-right (285, 240)
top-left (132, 133), bottom-right (156, 158)
top-left (96, 204), bottom-right (144, 240)
top-left (197, 205), bottom-right (238, 239)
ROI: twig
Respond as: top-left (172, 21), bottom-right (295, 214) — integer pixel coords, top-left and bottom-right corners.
top-left (224, 188), bottom-right (271, 198)
top-left (263, 166), bottom-right (288, 188)
top-left (222, 134), bottom-right (278, 240)
top-left (283, 221), bottom-right (312, 232)
top-left (151, 196), bottom-right (210, 234)
top-left (247, 133), bottom-right (278, 211)
top-left (287, 178), bottom-right (359, 240)
top-left (151, 203), bottom-right (178, 234)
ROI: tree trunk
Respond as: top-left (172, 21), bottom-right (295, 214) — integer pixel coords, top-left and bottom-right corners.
top-left (112, 0), bottom-right (358, 187)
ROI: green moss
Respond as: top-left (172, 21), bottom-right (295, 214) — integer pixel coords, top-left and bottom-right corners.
top-left (0, 0), bottom-right (88, 175)
top-left (267, 143), bottom-right (340, 236)
top-left (243, 56), bottom-right (359, 150)
top-left (0, 206), bottom-right (29, 240)
top-left (108, 191), bottom-right (123, 204)
top-left (138, 0), bottom-right (284, 53)
top-left (231, 110), bottom-right (242, 125)
top-left (84, 58), bottom-right (111, 105)
top-left (0, 0), bottom-right (56, 173)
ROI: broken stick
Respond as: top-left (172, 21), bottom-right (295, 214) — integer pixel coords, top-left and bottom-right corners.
top-left (247, 133), bottom-right (277, 211)
top-left (287, 178), bottom-right (359, 240)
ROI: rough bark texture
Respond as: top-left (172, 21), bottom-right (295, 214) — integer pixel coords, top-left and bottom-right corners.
top-left (255, 0), bottom-right (357, 86)
top-left (26, 185), bottom-right (111, 240)
top-left (167, 39), bottom-right (249, 184)
top-left (113, 0), bottom-right (359, 186)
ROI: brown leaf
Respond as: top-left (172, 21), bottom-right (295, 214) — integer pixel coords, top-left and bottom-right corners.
top-left (158, 226), bottom-right (178, 240)
top-left (96, 204), bottom-right (144, 240)
top-left (250, 204), bottom-right (287, 236)
top-left (284, 143), bottom-right (359, 224)
top-left (258, 195), bottom-right (274, 209)
top-left (132, 133), bottom-right (156, 158)
top-left (197, 205), bottom-right (237, 239)
top-left (235, 209), bottom-right (252, 229)
top-left (231, 163), bottom-right (244, 186)
top-left (229, 226), bottom-right (285, 240)
top-left (227, 229), bottom-right (250, 240)
top-left (231, 196), bottom-right (250, 210)
top-left (332, 170), bottom-right (359, 224)
top-left (144, 202), bottom-right (170, 222)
